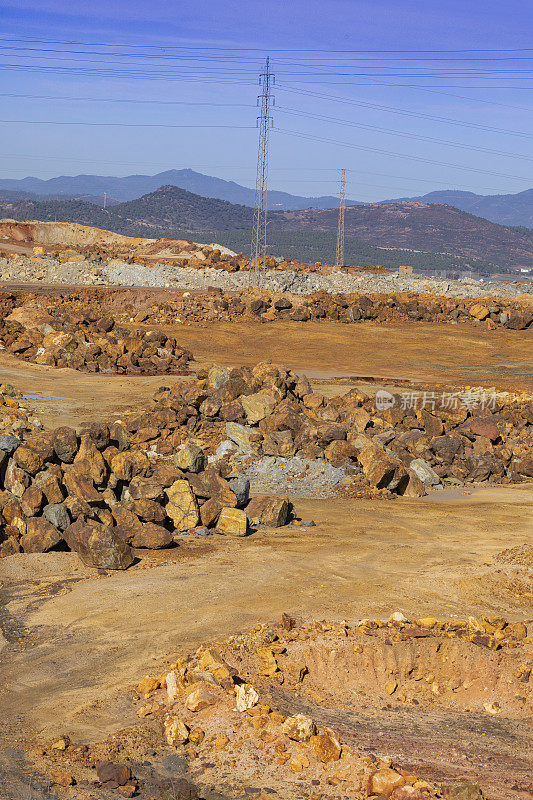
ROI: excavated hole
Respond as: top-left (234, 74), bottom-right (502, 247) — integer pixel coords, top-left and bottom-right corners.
top-left (278, 633), bottom-right (531, 717)
top-left (228, 627), bottom-right (532, 797)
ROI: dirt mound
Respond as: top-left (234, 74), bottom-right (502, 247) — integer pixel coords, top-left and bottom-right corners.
top-left (495, 544), bottom-right (533, 568)
top-left (31, 615), bottom-right (532, 800)
top-left (0, 219), bottom-right (150, 249)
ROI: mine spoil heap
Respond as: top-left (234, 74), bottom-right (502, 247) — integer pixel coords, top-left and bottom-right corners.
top-left (1, 358), bottom-right (532, 561)
top-left (0, 287), bottom-right (532, 380)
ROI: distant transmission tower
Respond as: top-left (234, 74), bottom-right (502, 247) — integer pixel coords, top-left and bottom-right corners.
top-left (335, 168), bottom-right (346, 267)
top-left (251, 57), bottom-right (274, 279)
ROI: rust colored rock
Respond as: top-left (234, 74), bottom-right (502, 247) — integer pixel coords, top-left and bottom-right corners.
top-left (111, 450), bottom-right (150, 481)
top-left (131, 498), bottom-right (166, 524)
top-left (35, 472), bottom-right (65, 504)
top-left (51, 771), bottom-right (76, 787)
top-left (324, 439), bottom-right (356, 465)
top-left (64, 471), bottom-right (100, 503)
top-left (370, 768), bottom-right (405, 796)
top-left (112, 505), bottom-right (143, 543)
top-left (392, 787), bottom-right (426, 800)
top-left (311, 729), bottom-right (342, 762)
top-left (64, 519), bottom-right (134, 570)
top-left (127, 476), bottom-right (164, 501)
top-left (96, 761), bottom-right (132, 788)
top-left (13, 445), bottom-right (43, 475)
top-left (20, 485), bottom-right (43, 516)
top-left (52, 426), bottom-right (78, 463)
top-left (131, 523), bottom-right (173, 549)
top-left (73, 434), bottom-right (106, 484)
top-left (282, 612), bottom-right (296, 630)
top-left (464, 417), bottom-right (500, 442)
top-left (400, 469), bottom-right (426, 498)
top-left (245, 495), bottom-right (289, 527)
top-left (185, 682), bottom-right (224, 712)
top-left (469, 303), bottom-right (489, 321)
top-left (20, 518), bottom-right (62, 553)
top-left (200, 496), bottom-right (222, 527)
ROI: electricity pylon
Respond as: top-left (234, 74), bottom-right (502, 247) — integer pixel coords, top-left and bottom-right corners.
top-left (335, 168), bottom-right (346, 267)
top-left (251, 57), bottom-right (274, 280)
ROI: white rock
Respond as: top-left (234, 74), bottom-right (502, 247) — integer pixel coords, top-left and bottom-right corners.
top-left (389, 611), bottom-right (407, 623)
top-left (166, 670), bottom-right (179, 702)
top-left (235, 683), bottom-right (259, 712)
top-left (409, 458), bottom-right (441, 485)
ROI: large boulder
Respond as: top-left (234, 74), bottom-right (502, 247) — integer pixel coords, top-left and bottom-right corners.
top-left (241, 390), bottom-right (278, 424)
top-left (110, 450), bottom-right (150, 481)
top-left (165, 480), bottom-right (200, 531)
top-left (216, 507), bottom-right (248, 536)
top-left (358, 444), bottom-right (406, 490)
top-left (131, 523), bottom-right (174, 549)
top-left (174, 443), bottom-right (206, 473)
top-left (246, 496), bottom-right (289, 527)
top-left (409, 458), bottom-right (441, 486)
top-left (64, 519), bottom-right (134, 570)
top-left (52, 427), bottom-right (78, 463)
top-left (462, 417), bottom-right (500, 442)
top-left (63, 471), bottom-right (101, 503)
top-left (13, 445), bottom-right (44, 475)
top-left (225, 422), bottom-right (257, 454)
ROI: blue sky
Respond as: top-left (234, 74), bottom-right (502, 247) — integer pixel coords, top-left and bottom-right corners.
top-left (1, 0), bottom-right (532, 200)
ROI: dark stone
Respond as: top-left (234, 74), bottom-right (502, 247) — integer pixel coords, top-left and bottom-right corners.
top-left (0, 434), bottom-right (21, 454)
top-left (228, 476), bottom-right (250, 508)
top-left (43, 503), bottom-right (71, 530)
top-left (53, 427), bottom-right (78, 463)
top-left (274, 297), bottom-right (292, 310)
top-left (96, 761), bottom-right (131, 787)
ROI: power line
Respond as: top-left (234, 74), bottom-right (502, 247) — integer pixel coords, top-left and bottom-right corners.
top-left (1, 36), bottom-right (532, 53)
top-left (251, 57), bottom-right (274, 278)
top-left (336, 169), bottom-right (346, 267)
top-left (277, 106), bottom-right (533, 160)
top-left (278, 85), bottom-right (533, 137)
top-left (0, 119), bottom-right (255, 129)
top-left (0, 93), bottom-right (255, 107)
top-left (275, 127), bottom-right (531, 182)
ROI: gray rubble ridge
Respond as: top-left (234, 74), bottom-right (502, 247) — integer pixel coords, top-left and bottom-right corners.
top-left (1, 254), bottom-right (532, 298)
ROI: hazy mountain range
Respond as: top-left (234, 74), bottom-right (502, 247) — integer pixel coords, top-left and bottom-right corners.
top-left (0, 169), bottom-right (531, 227)
top-left (1, 184), bottom-right (531, 270)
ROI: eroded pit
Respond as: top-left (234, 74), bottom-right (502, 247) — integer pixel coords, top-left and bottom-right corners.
top-left (29, 616), bottom-right (532, 800)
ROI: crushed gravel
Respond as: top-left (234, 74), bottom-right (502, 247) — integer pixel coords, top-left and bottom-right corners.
top-left (232, 455), bottom-right (348, 498)
top-left (1, 255), bottom-right (532, 298)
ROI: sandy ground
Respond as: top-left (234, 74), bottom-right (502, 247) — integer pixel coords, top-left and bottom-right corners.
top-left (1, 313), bottom-right (532, 798)
top-left (1, 320), bottom-right (531, 429)
top-left (1, 484), bottom-right (532, 745)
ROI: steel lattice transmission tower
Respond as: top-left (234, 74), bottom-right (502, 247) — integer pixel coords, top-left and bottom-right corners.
top-left (251, 57), bottom-right (274, 278)
top-left (335, 168), bottom-right (346, 267)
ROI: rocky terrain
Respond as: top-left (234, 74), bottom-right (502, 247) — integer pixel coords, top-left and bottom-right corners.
top-left (25, 613), bottom-right (532, 800)
top-left (0, 219), bottom-right (532, 800)
top-left (1, 355), bottom-right (531, 562)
